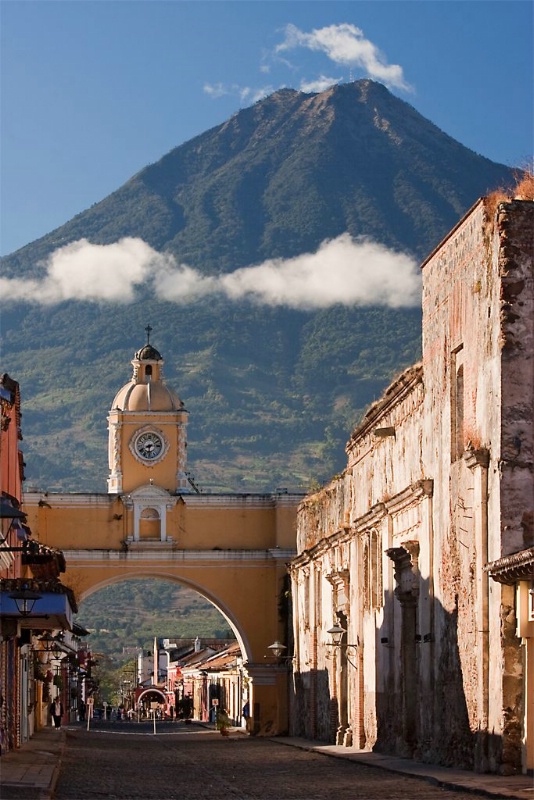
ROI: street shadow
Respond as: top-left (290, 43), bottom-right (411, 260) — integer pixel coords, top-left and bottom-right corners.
top-left (289, 573), bottom-right (522, 773)
top-left (373, 575), bottom-right (517, 774)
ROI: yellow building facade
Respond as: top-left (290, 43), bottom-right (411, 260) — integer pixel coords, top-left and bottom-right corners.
top-left (23, 334), bottom-right (302, 734)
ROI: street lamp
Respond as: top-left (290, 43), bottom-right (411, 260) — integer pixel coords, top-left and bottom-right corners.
top-left (0, 500), bottom-right (41, 556)
top-left (8, 583), bottom-right (42, 617)
top-left (267, 640), bottom-right (287, 659)
top-left (326, 623), bottom-right (359, 668)
top-left (266, 640), bottom-right (293, 665)
top-left (38, 633), bottom-right (65, 660)
top-left (0, 500), bottom-right (27, 544)
top-left (326, 623), bottom-right (346, 645)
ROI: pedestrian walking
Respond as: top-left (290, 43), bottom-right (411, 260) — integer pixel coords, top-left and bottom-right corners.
top-left (50, 698), bottom-right (63, 729)
top-left (242, 700), bottom-right (251, 732)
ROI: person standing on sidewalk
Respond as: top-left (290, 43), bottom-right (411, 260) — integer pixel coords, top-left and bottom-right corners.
top-left (50, 698), bottom-right (64, 729)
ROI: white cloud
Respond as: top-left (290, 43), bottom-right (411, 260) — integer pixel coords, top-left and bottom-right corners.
top-left (215, 234), bottom-right (420, 309)
top-left (154, 262), bottom-right (217, 302)
top-left (0, 235), bottom-right (420, 310)
top-left (251, 85), bottom-right (276, 103)
top-left (204, 82), bottom-right (275, 104)
top-left (276, 23), bottom-right (412, 92)
top-left (203, 82), bottom-right (230, 98)
top-left (154, 234), bottom-right (420, 309)
top-left (300, 75), bottom-right (343, 94)
top-left (0, 238), bottom-right (172, 304)
top-left (239, 85), bottom-right (275, 104)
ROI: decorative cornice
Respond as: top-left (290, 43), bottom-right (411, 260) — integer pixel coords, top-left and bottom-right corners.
top-left (293, 525), bottom-right (352, 568)
top-left (386, 541), bottom-right (420, 605)
top-left (352, 503), bottom-right (386, 532)
top-left (384, 480), bottom-right (433, 515)
top-left (351, 481), bottom-right (433, 530)
top-left (23, 492), bottom-right (117, 509)
top-left (347, 363), bottom-right (423, 450)
top-left (293, 481), bottom-right (433, 567)
top-left (182, 493), bottom-right (303, 510)
top-left (23, 491), bottom-right (303, 511)
top-left (61, 548), bottom-right (296, 564)
top-left (325, 568), bottom-right (350, 587)
top-left (463, 448), bottom-right (490, 470)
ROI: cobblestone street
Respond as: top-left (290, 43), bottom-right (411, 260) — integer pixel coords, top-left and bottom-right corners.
top-left (52, 723), bottom-right (514, 800)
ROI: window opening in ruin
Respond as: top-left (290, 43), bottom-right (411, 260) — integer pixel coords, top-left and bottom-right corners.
top-left (451, 345), bottom-right (465, 462)
top-left (363, 530), bottom-right (383, 612)
top-left (302, 569), bottom-right (310, 630)
top-left (370, 530), bottom-right (383, 610)
top-left (315, 566), bottom-right (322, 630)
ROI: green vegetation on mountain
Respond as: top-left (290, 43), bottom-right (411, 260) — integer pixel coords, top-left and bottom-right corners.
top-left (77, 579), bottom-right (233, 660)
top-left (0, 80), bottom-right (515, 492)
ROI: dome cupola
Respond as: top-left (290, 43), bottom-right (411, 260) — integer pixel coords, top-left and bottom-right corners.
top-left (112, 326), bottom-right (184, 413)
top-left (107, 327), bottom-right (190, 495)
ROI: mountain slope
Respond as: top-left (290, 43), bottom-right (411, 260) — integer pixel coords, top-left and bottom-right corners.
top-left (0, 81), bottom-right (515, 492)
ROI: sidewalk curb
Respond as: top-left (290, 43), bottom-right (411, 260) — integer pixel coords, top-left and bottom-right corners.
top-left (43, 729), bottom-right (67, 800)
top-left (274, 738), bottom-right (533, 800)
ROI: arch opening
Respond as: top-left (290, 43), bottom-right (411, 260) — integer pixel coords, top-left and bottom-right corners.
top-left (77, 575), bottom-right (248, 658)
top-left (75, 576), bottom-right (251, 726)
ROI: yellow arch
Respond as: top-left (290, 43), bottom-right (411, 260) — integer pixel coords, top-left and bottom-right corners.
top-left (24, 490), bottom-right (301, 735)
top-left (78, 571), bottom-right (253, 661)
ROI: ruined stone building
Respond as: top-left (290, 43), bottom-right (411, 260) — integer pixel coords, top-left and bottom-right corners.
top-left (289, 197), bottom-right (533, 775)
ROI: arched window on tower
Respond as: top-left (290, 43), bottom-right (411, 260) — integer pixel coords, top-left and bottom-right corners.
top-left (139, 507), bottom-right (160, 539)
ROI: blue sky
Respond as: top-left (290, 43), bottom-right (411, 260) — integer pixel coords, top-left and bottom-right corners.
top-left (1, 0), bottom-right (532, 257)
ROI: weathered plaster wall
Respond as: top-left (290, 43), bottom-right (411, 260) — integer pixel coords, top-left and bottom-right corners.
top-left (497, 201), bottom-right (534, 557)
top-left (293, 366), bottom-right (426, 749)
top-left (291, 199), bottom-right (533, 773)
top-left (421, 198), bottom-right (533, 772)
top-left (420, 199), bottom-right (494, 768)
top-left (494, 200), bottom-right (534, 773)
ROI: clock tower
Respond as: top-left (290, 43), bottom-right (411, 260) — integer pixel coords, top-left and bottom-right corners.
top-left (107, 329), bottom-right (189, 496)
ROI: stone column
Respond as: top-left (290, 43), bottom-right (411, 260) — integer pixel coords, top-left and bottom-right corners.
top-left (326, 569), bottom-right (351, 746)
top-left (386, 542), bottom-right (420, 755)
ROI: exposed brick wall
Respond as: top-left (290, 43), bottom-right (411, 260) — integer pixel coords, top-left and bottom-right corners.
top-left (291, 199), bottom-right (533, 773)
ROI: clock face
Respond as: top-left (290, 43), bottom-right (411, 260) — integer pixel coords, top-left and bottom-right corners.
top-left (135, 431), bottom-right (163, 461)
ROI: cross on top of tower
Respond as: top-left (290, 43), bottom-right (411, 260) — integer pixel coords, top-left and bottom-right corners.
top-left (145, 324), bottom-right (153, 344)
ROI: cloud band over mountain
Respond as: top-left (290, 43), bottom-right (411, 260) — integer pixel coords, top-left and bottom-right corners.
top-left (203, 22), bottom-right (412, 105)
top-left (276, 23), bottom-right (412, 92)
top-left (0, 235), bottom-right (420, 309)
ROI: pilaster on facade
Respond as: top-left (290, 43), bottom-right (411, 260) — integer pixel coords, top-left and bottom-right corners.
top-left (386, 541), bottom-right (420, 607)
top-left (325, 568), bottom-right (350, 616)
top-left (463, 448), bottom-right (490, 471)
top-left (107, 419), bottom-right (123, 493)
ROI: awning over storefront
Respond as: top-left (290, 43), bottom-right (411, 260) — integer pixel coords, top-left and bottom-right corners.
top-left (0, 578), bottom-right (77, 630)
